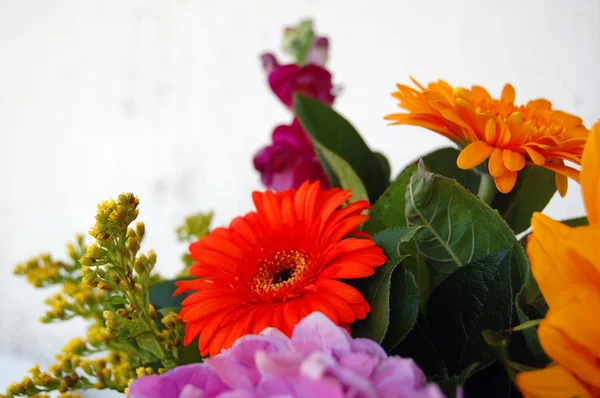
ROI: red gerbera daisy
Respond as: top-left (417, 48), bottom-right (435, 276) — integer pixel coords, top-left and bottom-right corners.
top-left (175, 181), bottom-right (386, 357)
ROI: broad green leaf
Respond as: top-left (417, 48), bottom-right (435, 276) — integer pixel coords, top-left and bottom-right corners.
top-left (381, 266), bottom-right (418, 352)
top-left (437, 362), bottom-right (480, 398)
top-left (294, 94), bottom-right (389, 201)
top-left (150, 278), bottom-right (194, 310)
top-left (427, 249), bottom-right (514, 375)
top-left (561, 216), bottom-right (589, 227)
top-left (363, 164), bottom-right (417, 234)
top-left (352, 227), bottom-right (418, 342)
top-left (491, 166), bottom-right (556, 234)
top-left (419, 147), bottom-right (481, 195)
top-left (315, 142), bottom-right (369, 203)
top-left (178, 336), bottom-right (203, 364)
top-left (136, 333), bottom-right (164, 359)
top-left (405, 161), bottom-right (528, 304)
top-left (313, 144), bottom-right (340, 188)
top-left (374, 151), bottom-right (391, 184)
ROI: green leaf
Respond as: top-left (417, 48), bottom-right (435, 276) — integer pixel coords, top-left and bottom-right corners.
top-left (374, 151), bottom-right (391, 184)
top-left (405, 161), bottom-right (528, 305)
top-left (491, 166), bottom-right (556, 234)
top-left (294, 94), bottom-right (389, 201)
top-left (381, 266), bottom-right (418, 352)
top-left (315, 142), bottom-right (369, 203)
top-left (427, 248), bottom-right (514, 375)
top-left (178, 336), bottom-right (203, 364)
top-left (419, 147), bottom-right (481, 195)
top-left (561, 216), bottom-right (589, 227)
top-left (104, 295), bottom-right (128, 306)
top-left (437, 362), bottom-right (480, 398)
top-left (363, 164), bottom-right (416, 234)
top-left (136, 333), bottom-right (164, 359)
top-left (150, 278), bottom-right (194, 310)
top-left (351, 227), bottom-right (418, 342)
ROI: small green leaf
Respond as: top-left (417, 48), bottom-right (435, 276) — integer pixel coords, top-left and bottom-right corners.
top-left (104, 295), bottom-right (128, 306)
top-left (483, 329), bottom-right (516, 381)
top-left (437, 362), bottom-right (480, 398)
top-left (491, 166), bottom-right (556, 234)
top-left (352, 227), bottom-right (418, 342)
top-left (315, 142), bottom-right (369, 203)
top-left (510, 319), bottom-right (541, 332)
top-left (178, 336), bottom-right (203, 365)
top-left (150, 278), bottom-right (194, 310)
top-left (294, 94), bottom-right (389, 201)
top-left (136, 333), bottom-right (164, 359)
top-left (363, 164), bottom-right (416, 234)
top-left (427, 248), bottom-right (514, 375)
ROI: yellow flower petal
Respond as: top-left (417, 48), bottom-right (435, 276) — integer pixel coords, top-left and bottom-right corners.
top-left (523, 147), bottom-right (547, 165)
top-left (494, 171), bottom-right (518, 193)
top-left (456, 141), bottom-right (493, 169)
top-left (516, 365), bottom-right (592, 398)
top-left (540, 285), bottom-right (600, 389)
top-left (543, 161), bottom-right (580, 183)
top-left (488, 147), bottom-right (508, 177)
top-left (581, 121), bottom-right (600, 224)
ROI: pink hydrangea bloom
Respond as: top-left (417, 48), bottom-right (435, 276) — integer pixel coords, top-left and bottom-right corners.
top-left (253, 119), bottom-right (329, 191)
top-left (129, 312), bottom-right (446, 398)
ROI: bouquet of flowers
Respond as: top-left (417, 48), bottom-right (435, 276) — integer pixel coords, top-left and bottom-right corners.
top-left (5, 19), bottom-right (599, 398)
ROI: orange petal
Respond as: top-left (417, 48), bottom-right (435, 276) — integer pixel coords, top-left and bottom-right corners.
top-left (501, 84), bottom-right (516, 103)
top-left (543, 162), bottom-right (580, 183)
top-left (484, 118), bottom-right (497, 143)
top-left (516, 365), bottom-right (592, 398)
top-left (523, 146), bottom-right (546, 165)
top-left (540, 285), bottom-right (600, 388)
top-left (494, 171), bottom-right (518, 193)
top-left (555, 172), bottom-right (568, 197)
top-left (581, 121), bottom-right (600, 224)
top-left (502, 149), bottom-right (526, 172)
top-left (456, 141), bottom-right (494, 169)
top-left (488, 147), bottom-right (508, 177)
top-left (528, 213), bottom-right (600, 307)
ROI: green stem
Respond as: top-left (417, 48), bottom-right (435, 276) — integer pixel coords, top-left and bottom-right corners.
top-left (477, 173), bottom-right (497, 205)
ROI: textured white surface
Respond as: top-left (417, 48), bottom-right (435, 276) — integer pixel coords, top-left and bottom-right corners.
top-left (1, 0), bottom-right (599, 394)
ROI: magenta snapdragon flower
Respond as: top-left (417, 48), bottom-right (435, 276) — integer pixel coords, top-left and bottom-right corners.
top-left (253, 119), bottom-right (329, 191)
top-left (128, 312), bottom-right (446, 398)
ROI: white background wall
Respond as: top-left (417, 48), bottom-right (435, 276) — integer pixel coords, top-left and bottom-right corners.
top-left (1, 0), bottom-right (599, 394)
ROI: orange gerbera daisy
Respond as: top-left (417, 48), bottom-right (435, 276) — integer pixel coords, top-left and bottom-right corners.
top-left (516, 121), bottom-right (600, 397)
top-left (385, 78), bottom-right (588, 194)
top-left (175, 181), bottom-right (386, 357)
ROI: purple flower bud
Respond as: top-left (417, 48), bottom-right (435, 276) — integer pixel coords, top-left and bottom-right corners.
top-left (260, 53), bottom-right (280, 75)
top-left (308, 36), bottom-right (329, 66)
top-left (267, 63), bottom-right (335, 108)
top-left (253, 119), bottom-right (329, 191)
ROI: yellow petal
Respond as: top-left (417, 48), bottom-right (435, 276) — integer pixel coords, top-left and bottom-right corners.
top-left (488, 147), bottom-right (508, 177)
top-left (528, 213), bottom-right (600, 307)
top-left (540, 285), bottom-right (600, 388)
top-left (502, 149), bottom-right (526, 172)
top-left (555, 172), bottom-right (568, 197)
top-left (501, 83), bottom-right (516, 103)
top-left (516, 365), bottom-right (592, 398)
top-left (581, 121), bottom-right (600, 224)
top-left (494, 171), bottom-right (518, 193)
top-left (456, 141), bottom-right (494, 169)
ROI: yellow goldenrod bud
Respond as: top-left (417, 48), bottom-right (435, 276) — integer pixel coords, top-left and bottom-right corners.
top-left (80, 256), bottom-right (94, 267)
top-left (135, 367), bottom-right (147, 378)
top-left (128, 235), bottom-right (140, 253)
top-left (149, 304), bottom-right (156, 319)
top-left (147, 250), bottom-right (157, 267)
top-left (98, 282), bottom-right (113, 292)
top-left (136, 222), bottom-right (145, 240)
top-left (85, 245), bottom-right (105, 261)
top-left (66, 243), bottom-right (77, 259)
top-left (116, 308), bottom-right (128, 317)
top-left (82, 271), bottom-right (98, 287)
top-left (133, 255), bottom-right (149, 276)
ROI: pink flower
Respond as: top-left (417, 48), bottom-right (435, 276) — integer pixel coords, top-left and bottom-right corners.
top-left (253, 119), bottom-right (329, 191)
top-left (129, 312), bottom-right (446, 398)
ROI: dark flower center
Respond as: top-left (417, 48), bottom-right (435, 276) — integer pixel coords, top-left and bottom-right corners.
top-left (272, 268), bottom-right (294, 285)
